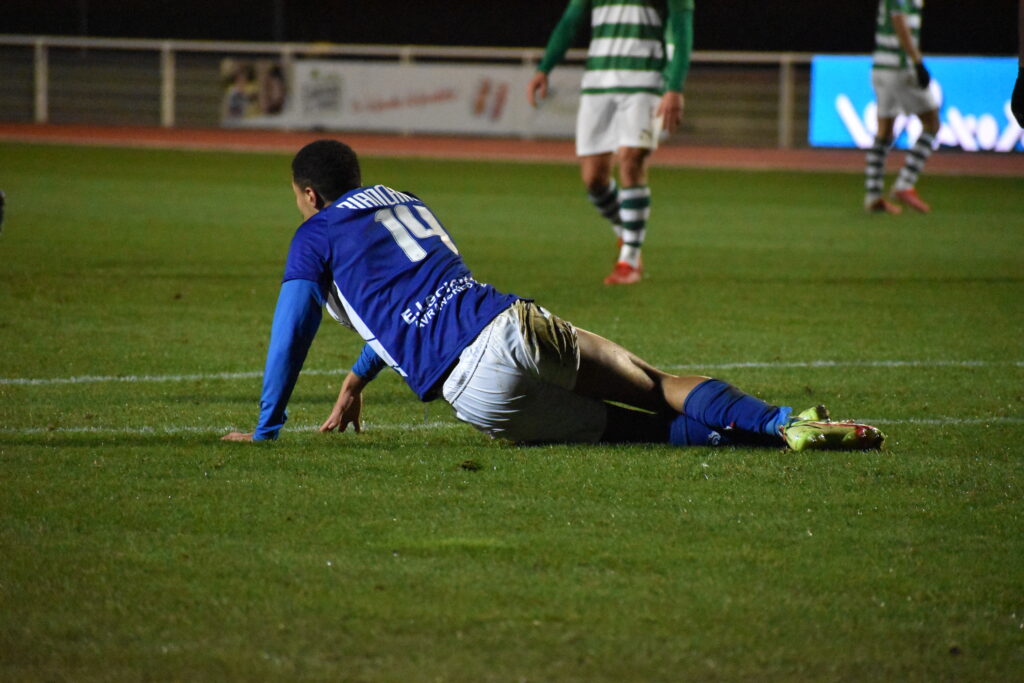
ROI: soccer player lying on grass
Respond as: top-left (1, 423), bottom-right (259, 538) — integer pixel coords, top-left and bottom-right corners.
top-left (222, 140), bottom-right (884, 452)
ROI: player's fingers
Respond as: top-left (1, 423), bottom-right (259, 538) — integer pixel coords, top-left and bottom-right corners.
top-left (528, 76), bottom-right (547, 107)
top-left (320, 414), bottom-right (341, 432)
top-left (665, 107), bottom-right (683, 133)
top-left (221, 431), bottom-right (253, 442)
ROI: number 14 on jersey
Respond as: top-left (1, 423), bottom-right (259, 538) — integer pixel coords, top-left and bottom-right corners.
top-left (375, 205), bottom-right (459, 262)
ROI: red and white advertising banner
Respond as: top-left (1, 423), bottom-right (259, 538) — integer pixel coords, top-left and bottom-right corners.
top-left (222, 59), bottom-right (583, 138)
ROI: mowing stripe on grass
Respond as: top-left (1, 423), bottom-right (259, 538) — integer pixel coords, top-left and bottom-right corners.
top-left (3, 360), bottom-right (1022, 386)
top-left (2, 416), bottom-right (1022, 437)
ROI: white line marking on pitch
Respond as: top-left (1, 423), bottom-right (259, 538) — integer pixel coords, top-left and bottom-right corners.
top-left (2, 416), bottom-right (1022, 437)
top-left (665, 360), bottom-right (1024, 370)
top-left (2, 360), bottom-right (1021, 386)
top-left (0, 421), bottom-right (453, 436)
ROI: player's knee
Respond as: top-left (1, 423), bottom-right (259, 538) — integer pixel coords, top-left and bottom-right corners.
top-left (617, 156), bottom-right (648, 186)
top-left (618, 166), bottom-right (646, 187)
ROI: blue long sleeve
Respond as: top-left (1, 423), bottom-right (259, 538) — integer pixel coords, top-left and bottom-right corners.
top-left (351, 343), bottom-right (386, 381)
top-left (253, 279), bottom-right (324, 441)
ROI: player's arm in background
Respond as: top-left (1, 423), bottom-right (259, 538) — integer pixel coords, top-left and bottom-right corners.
top-left (889, 3), bottom-right (929, 88)
top-left (222, 278), bottom-right (323, 442)
top-left (319, 344), bottom-right (386, 434)
top-left (1012, 0), bottom-right (1024, 126)
top-left (527, 0), bottom-right (588, 106)
top-left (658, 0), bottom-right (695, 134)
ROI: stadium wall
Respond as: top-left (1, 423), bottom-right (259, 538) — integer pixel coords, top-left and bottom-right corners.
top-left (0, 36), bottom-right (810, 149)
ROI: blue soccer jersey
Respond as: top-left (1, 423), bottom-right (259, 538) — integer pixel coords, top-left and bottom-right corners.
top-left (282, 184), bottom-right (519, 400)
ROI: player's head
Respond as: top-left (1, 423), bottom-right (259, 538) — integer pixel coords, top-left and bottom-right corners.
top-left (291, 139), bottom-right (361, 218)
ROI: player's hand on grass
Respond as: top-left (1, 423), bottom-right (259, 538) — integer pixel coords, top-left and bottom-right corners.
top-left (320, 371), bottom-right (366, 434)
top-left (656, 91), bottom-right (685, 134)
top-left (221, 431), bottom-right (254, 442)
top-left (320, 391), bottom-right (362, 434)
top-left (527, 72), bottom-right (549, 107)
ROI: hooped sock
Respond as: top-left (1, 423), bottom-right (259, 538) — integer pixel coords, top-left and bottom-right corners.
top-left (587, 180), bottom-right (623, 239)
top-left (893, 131), bottom-right (937, 192)
top-left (618, 185), bottom-right (649, 267)
top-left (865, 139), bottom-right (890, 202)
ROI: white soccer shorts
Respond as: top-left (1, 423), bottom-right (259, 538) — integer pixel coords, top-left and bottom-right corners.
top-left (576, 92), bottom-right (662, 156)
top-left (871, 68), bottom-right (938, 118)
top-left (441, 301), bottom-right (607, 444)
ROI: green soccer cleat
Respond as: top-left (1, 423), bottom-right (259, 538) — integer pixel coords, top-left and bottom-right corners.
top-left (782, 405), bottom-right (886, 452)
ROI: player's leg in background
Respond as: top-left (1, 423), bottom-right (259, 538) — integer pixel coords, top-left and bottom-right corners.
top-left (891, 107), bottom-right (940, 213)
top-left (865, 116), bottom-right (901, 214)
top-left (600, 92), bottom-right (657, 285)
top-left (576, 94), bottom-right (623, 256)
top-left (866, 70), bottom-right (903, 214)
top-left (581, 153), bottom-right (621, 240)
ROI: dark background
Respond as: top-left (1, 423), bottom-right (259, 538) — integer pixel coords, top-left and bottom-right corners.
top-left (3, 1), bottom-right (1018, 55)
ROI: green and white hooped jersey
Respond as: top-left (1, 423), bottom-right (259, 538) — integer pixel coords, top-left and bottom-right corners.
top-left (582, 0), bottom-right (669, 95)
top-left (873, 0), bottom-right (922, 70)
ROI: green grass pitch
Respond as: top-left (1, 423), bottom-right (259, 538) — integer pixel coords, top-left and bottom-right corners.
top-left (1, 141), bottom-right (1022, 680)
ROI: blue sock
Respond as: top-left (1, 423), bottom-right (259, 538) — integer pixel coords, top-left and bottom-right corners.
top-left (668, 413), bottom-right (729, 447)
top-left (683, 379), bottom-right (791, 438)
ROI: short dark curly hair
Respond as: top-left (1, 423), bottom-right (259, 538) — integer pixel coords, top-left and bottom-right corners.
top-left (291, 139), bottom-right (361, 204)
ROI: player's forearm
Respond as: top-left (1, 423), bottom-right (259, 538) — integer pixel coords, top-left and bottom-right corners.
top-left (340, 370), bottom-right (371, 397)
top-left (663, 1), bottom-right (694, 92)
top-left (890, 13), bottom-right (922, 64)
top-left (538, 0), bottom-right (587, 74)
top-left (253, 279), bottom-right (323, 440)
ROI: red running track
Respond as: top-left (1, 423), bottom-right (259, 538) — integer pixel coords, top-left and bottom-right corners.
top-left (1, 123), bottom-right (1022, 176)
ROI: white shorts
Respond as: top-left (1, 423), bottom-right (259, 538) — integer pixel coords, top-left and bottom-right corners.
top-left (441, 301), bottom-right (607, 444)
top-left (871, 68), bottom-right (938, 118)
top-left (576, 92), bottom-right (662, 156)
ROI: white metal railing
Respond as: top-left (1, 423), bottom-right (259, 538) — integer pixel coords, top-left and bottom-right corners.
top-left (0, 34), bottom-right (814, 147)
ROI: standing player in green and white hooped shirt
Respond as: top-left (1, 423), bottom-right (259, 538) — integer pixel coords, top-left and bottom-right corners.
top-left (864, 0), bottom-right (941, 214)
top-left (527, 0), bottom-right (694, 285)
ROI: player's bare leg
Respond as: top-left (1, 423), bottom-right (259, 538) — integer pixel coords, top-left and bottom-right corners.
top-left (573, 327), bottom-right (780, 447)
top-left (573, 328), bottom-right (884, 450)
top-left (865, 117), bottom-right (902, 214)
top-left (573, 327), bottom-right (706, 414)
top-left (581, 153), bottom-right (614, 195)
top-left (617, 146), bottom-right (650, 188)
